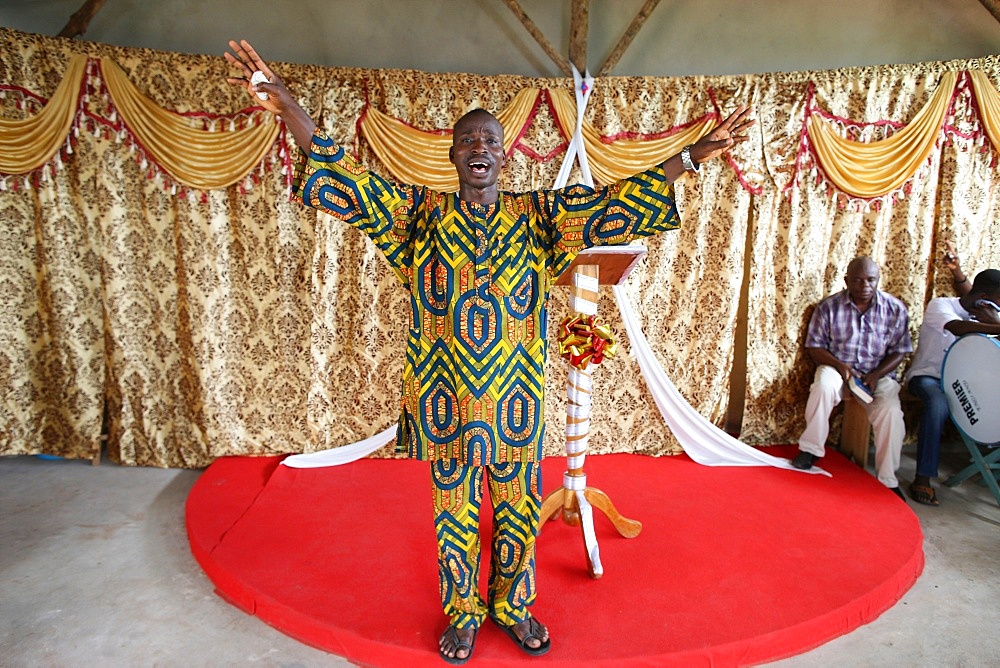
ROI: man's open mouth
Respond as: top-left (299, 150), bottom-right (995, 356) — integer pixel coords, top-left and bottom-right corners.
top-left (468, 160), bottom-right (490, 174)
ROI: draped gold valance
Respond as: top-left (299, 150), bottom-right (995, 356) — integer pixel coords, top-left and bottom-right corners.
top-left (808, 71), bottom-right (957, 198)
top-left (0, 53), bottom-right (281, 190)
top-left (970, 69), bottom-right (1000, 154)
top-left (1, 45), bottom-right (998, 204)
top-left (0, 53), bottom-right (86, 174)
top-left (100, 58), bottom-right (281, 190)
top-left (356, 85), bottom-right (718, 189)
top-left (547, 88), bottom-right (716, 183)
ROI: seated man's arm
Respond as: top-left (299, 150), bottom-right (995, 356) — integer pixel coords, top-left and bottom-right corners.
top-left (806, 346), bottom-right (851, 381)
top-left (861, 352), bottom-right (906, 390)
top-left (861, 301), bottom-right (912, 389)
top-left (945, 319), bottom-right (1000, 336)
top-left (946, 300), bottom-right (1000, 336)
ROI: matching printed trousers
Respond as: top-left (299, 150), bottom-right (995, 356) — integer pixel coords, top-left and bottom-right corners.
top-left (431, 459), bottom-right (540, 630)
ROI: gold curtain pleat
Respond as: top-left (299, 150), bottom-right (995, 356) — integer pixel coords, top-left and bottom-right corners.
top-left (359, 87), bottom-right (540, 191)
top-left (970, 69), bottom-right (1000, 153)
top-left (100, 57), bottom-right (280, 190)
top-left (809, 71), bottom-right (956, 198)
top-left (548, 88), bottom-right (714, 183)
top-left (0, 53), bottom-right (86, 174)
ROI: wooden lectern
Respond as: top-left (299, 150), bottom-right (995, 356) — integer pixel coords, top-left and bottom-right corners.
top-left (540, 245), bottom-right (646, 578)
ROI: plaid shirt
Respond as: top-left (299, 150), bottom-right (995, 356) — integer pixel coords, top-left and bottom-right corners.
top-left (805, 290), bottom-right (913, 374)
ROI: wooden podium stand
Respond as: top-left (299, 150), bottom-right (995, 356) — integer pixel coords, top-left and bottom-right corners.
top-left (539, 246), bottom-right (646, 578)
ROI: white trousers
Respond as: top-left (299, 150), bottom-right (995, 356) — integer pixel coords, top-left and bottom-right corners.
top-left (797, 365), bottom-right (905, 488)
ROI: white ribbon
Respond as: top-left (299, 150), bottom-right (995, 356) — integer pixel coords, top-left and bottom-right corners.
top-left (572, 272), bottom-right (600, 295)
top-left (555, 65), bottom-right (595, 190)
top-left (569, 369), bottom-right (593, 391)
top-left (612, 285), bottom-right (830, 476)
top-left (576, 489), bottom-right (603, 576)
top-left (569, 296), bottom-right (598, 315)
top-left (282, 425), bottom-right (395, 468)
top-left (564, 472), bottom-right (588, 490)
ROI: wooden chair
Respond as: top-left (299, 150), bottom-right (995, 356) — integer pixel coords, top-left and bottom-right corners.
top-left (838, 395), bottom-right (871, 469)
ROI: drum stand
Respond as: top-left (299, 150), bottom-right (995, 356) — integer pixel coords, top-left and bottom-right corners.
top-left (940, 334), bottom-right (1000, 507)
top-left (944, 432), bottom-right (1000, 507)
top-left (539, 249), bottom-right (645, 578)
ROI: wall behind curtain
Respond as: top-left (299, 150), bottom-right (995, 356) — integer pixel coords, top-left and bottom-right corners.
top-left (1, 28), bottom-right (998, 467)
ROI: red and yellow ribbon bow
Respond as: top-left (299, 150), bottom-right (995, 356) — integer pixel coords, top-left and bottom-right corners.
top-left (557, 313), bottom-right (619, 370)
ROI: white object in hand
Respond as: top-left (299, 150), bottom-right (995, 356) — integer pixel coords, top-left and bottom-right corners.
top-left (250, 71), bottom-right (269, 100)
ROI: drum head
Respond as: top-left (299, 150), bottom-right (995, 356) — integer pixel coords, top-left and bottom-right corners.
top-left (941, 334), bottom-right (1000, 444)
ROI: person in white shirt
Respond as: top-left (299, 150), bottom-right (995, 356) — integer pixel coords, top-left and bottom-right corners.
top-left (905, 269), bottom-right (1000, 506)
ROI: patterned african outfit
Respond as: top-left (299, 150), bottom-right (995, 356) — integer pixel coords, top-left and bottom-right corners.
top-left (293, 128), bottom-right (680, 630)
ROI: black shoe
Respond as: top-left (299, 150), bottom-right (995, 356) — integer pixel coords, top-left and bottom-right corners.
top-left (890, 486), bottom-right (906, 502)
top-left (791, 451), bottom-right (819, 469)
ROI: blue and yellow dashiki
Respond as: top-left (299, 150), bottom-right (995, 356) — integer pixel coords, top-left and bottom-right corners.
top-left (293, 129), bottom-right (680, 466)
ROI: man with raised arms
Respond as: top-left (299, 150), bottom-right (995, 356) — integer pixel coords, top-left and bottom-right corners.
top-left (226, 39), bottom-right (753, 664)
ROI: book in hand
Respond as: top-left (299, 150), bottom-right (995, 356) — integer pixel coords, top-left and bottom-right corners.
top-left (848, 376), bottom-right (874, 404)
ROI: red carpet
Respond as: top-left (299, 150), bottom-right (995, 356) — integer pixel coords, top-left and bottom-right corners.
top-left (186, 446), bottom-right (923, 667)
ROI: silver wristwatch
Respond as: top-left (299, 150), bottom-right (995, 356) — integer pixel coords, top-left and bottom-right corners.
top-left (681, 144), bottom-right (700, 173)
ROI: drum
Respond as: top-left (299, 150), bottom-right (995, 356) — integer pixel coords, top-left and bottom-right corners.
top-left (941, 334), bottom-right (1000, 444)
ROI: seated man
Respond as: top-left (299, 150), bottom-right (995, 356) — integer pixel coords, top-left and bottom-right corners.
top-left (792, 256), bottom-right (913, 500)
top-left (904, 268), bottom-right (1000, 506)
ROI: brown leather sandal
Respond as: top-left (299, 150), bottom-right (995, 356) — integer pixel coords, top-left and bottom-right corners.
top-left (494, 616), bottom-right (551, 656)
top-left (908, 482), bottom-right (940, 506)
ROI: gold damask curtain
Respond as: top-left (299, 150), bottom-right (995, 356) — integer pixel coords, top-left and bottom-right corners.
top-left (1, 27), bottom-right (998, 467)
top-left (740, 64), bottom-right (1000, 444)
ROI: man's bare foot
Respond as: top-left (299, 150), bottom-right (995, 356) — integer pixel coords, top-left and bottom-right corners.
top-left (511, 618), bottom-right (548, 649)
top-left (439, 624), bottom-right (476, 664)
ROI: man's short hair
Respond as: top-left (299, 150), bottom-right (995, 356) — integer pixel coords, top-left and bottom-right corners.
top-left (971, 268), bottom-right (1000, 295)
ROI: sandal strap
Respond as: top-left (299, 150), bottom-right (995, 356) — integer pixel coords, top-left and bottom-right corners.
top-left (517, 618), bottom-right (541, 647)
top-left (443, 625), bottom-right (473, 651)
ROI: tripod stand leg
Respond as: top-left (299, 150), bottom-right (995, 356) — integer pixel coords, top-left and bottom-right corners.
top-left (539, 487), bottom-right (565, 527)
top-left (584, 487), bottom-right (642, 538)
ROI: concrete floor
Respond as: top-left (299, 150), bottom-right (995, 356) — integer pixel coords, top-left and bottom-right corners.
top-left (2, 440), bottom-right (999, 667)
